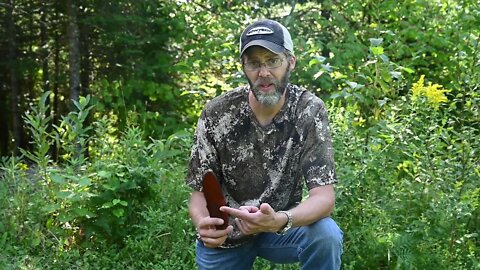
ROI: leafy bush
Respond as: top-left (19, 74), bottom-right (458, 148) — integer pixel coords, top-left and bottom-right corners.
top-left (0, 92), bottom-right (195, 269)
top-left (332, 73), bottom-right (479, 269)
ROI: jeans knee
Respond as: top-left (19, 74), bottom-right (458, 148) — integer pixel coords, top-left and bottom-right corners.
top-left (308, 217), bottom-right (343, 249)
top-left (297, 218), bottom-right (343, 269)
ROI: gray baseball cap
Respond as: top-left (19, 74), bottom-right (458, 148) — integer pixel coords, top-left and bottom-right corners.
top-left (239, 19), bottom-right (293, 57)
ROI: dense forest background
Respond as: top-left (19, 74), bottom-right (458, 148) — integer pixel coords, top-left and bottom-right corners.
top-left (1, 0), bottom-right (479, 269)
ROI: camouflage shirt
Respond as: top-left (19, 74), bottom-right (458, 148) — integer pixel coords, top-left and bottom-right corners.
top-left (186, 83), bottom-right (337, 247)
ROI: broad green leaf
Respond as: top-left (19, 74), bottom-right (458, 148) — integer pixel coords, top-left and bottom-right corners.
top-left (78, 178), bottom-right (91, 187)
top-left (346, 81), bottom-right (364, 90)
top-left (308, 56), bottom-right (326, 67)
top-left (32, 235), bottom-right (41, 247)
top-left (97, 171), bottom-right (112, 178)
top-left (102, 202), bottom-right (113, 208)
top-left (42, 204), bottom-right (61, 214)
top-left (73, 208), bottom-right (96, 218)
top-left (370, 46), bottom-right (384, 56)
top-left (50, 174), bottom-right (66, 184)
top-left (379, 54), bottom-right (389, 63)
top-left (321, 63), bottom-right (333, 72)
top-left (112, 208), bottom-right (124, 218)
top-left (56, 191), bottom-right (72, 199)
top-left (314, 70), bottom-right (325, 80)
top-left (369, 38), bottom-right (383, 46)
top-left (58, 213), bottom-right (74, 223)
top-left (402, 67), bottom-right (415, 74)
top-left (102, 183), bottom-right (115, 190)
top-left (381, 70), bottom-right (392, 82)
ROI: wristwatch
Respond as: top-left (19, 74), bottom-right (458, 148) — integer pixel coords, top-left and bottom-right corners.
top-left (276, 210), bottom-right (293, 235)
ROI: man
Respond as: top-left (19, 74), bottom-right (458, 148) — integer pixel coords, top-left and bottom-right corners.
top-left (186, 19), bottom-right (343, 270)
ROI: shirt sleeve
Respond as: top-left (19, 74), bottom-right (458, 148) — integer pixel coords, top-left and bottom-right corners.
top-left (300, 100), bottom-right (338, 189)
top-left (185, 107), bottom-right (221, 191)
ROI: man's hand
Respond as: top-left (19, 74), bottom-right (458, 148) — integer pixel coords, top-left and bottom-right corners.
top-left (220, 203), bottom-right (287, 235)
top-left (189, 191), bottom-right (233, 248)
top-left (196, 216), bottom-right (233, 248)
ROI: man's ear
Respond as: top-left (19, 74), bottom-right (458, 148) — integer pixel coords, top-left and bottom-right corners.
top-left (288, 55), bottom-right (297, 71)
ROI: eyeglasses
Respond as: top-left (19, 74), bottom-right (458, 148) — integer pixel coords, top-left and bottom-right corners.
top-left (243, 57), bottom-right (285, 72)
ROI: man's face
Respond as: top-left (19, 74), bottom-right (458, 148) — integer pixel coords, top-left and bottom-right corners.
top-left (242, 46), bottom-right (295, 106)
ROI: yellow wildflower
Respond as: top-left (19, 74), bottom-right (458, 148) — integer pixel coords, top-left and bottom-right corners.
top-left (425, 82), bottom-right (449, 105)
top-left (19, 162), bottom-right (29, 171)
top-left (411, 75), bottom-right (450, 109)
top-left (411, 75), bottom-right (426, 100)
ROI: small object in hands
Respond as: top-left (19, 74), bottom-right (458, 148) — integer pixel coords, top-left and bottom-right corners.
top-left (202, 171), bottom-right (229, 230)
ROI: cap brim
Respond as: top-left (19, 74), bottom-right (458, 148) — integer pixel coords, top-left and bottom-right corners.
top-left (240, 40), bottom-right (285, 56)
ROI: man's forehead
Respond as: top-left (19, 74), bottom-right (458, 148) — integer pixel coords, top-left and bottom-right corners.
top-left (244, 46), bottom-right (280, 59)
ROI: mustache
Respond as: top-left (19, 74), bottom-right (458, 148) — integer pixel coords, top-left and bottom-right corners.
top-left (253, 78), bottom-right (276, 87)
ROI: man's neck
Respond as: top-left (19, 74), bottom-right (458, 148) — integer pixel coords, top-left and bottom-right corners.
top-left (248, 91), bottom-right (286, 127)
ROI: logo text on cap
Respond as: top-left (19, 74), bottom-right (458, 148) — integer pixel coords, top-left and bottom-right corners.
top-left (246, 27), bottom-right (274, 36)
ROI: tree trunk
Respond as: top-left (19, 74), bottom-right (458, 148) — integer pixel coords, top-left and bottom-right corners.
top-left (41, 2), bottom-right (50, 99)
top-left (40, 1), bottom-right (54, 159)
top-left (66, 0), bottom-right (81, 104)
top-left (320, 0), bottom-right (331, 59)
top-left (41, 1), bottom-right (50, 109)
top-left (80, 7), bottom-right (90, 98)
top-left (52, 3), bottom-right (61, 161)
top-left (6, 0), bottom-right (21, 155)
top-left (79, 6), bottom-right (91, 158)
top-left (0, 85), bottom-right (8, 156)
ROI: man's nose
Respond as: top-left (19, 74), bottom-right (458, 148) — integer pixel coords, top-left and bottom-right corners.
top-left (258, 64), bottom-right (271, 77)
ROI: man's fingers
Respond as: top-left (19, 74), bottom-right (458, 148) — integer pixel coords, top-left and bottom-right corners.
top-left (220, 206), bottom-right (252, 220)
top-left (239, 205), bottom-right (259, 213)
top-left (238, 206), bottom-right (250, 214)
top-left (259, 203), bottom-right (274, 215)
top-left (235, 218), bottom-right (253, 235)
top-left (202, 235), bottom-right (227, 248)
top-left (221, 205), bottom-right (273, 225)
top-left (199, 225), bottom-right (233, 248)
top-left (199, 225), bottom-right (233, 237)
top-left (198, 217), bottom-right (226, 228)
top-left (200, 229), bottom-right (227, 239)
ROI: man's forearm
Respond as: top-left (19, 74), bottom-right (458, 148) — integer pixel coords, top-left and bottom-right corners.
top-left (288, 185), bottom-right (335, 227)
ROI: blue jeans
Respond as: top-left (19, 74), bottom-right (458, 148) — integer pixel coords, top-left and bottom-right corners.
top-left (195, 217), bottom-right (343, 270)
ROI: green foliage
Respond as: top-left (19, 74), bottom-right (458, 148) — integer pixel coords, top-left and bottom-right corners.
top-left (1, 90), bottom-right (197, 268)
top-left (83, 0), bottom-right (194, 138)
top-left (20, 91), bottom-right (54, 170)
top-left (0, 155), bottom-right (45, 255)
top-left (2, 1), bottom-right (480, 269)
top-left (331, 74), bottom-right (479, 268)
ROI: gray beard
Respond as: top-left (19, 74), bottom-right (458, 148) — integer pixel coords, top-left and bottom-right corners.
top-left (248, 68), bottom-right (291, 107)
